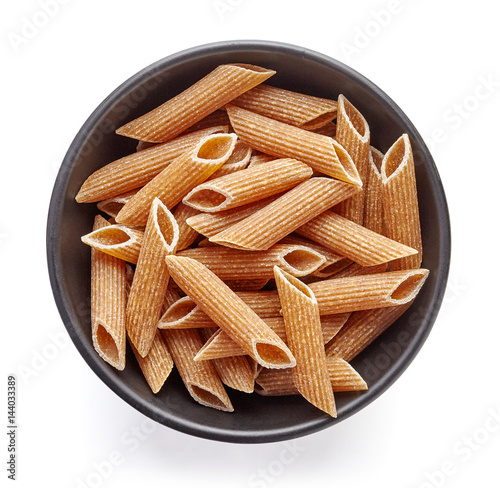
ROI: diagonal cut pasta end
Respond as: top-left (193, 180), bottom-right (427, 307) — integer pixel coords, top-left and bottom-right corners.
top-left (187, 383), bottom-right (234, 412)
top-left (251, 339), bottom-right (297, 370)
top-left (93, 320), bottom-right (126, 371)
top-left (330, 139), bottom-right (363, 187)
top-left (388, 268), bottom-right (429, 305)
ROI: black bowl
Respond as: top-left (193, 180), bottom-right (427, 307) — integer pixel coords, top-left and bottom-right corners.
top-left (46, 40), bottom-right (451, 443)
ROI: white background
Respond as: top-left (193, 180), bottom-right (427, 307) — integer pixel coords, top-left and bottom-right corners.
top-left (2, 1), bottom-right (500, 487)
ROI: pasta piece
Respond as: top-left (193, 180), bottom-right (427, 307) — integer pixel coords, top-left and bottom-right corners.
top-left (130, 330), bottom-right (174, 393)
top-left (255, 357), bottom-right (367, 395)
top-left (207, 140), bottom-right (252, 180)
top-left (330, 262), bottom-right (388, 279)
top-left (180, 110), bottom-right (231, 135)
top-left (116, 133), bottom-right (237, 226)
top-left (97, 190), bottom-right (139, 219)
top-left (231, 84), bottom-right (337, 130)
top-left (297, 210), bottom-right (417, 266)
top-left (164, 256), bottom-right (296, 369)
top-left (310, 259), bottom-right (352, 279)
top-left (313, 121), bottom-right (337, 138)
top-left (309, 269), bottom-right (429, 315)
top-left (126, 199), bottom-right (179, 357)
top-left (81, 224), bottom-right (144, 264)
top-left (183, 158), bottom-right (312, 212)
top-left (199, 329), bottom-right (254, 393)
top-left (75, 126), bottom-right (227, 203)
top-left (173, 203), bottom-right (200, 252)
top-left (325, 303), bottom-right (413, 361)
top-left (274, 267), bottom-right (336, 416)
top-left (247, 153), bottom-right (276, 167)
top-left (363, 146), bottom-right (385, 234)
top-left (224, 279), bottom-right (269, 291)
top-left (90, 215), bottom-right (127, 370)
top-left (210, 177), bottom-right (360, 250)
top-left (162, 328), bottom-right (233, 412)
top-left (334, 95), bottom-right (371, 225)
top-left (226, 105), bottom-right (362, 186)
top-left (177, 244), bottom-right (326, 280)
top-left (185, 194), bottom-right (281, 238)
top-left (116, 64), bottom-right (275, 142)
top-left (381, 134), bottom-right (422, 270)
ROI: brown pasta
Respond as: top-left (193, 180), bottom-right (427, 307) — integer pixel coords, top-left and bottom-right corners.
top-left (226, 104), bottom-right (362, 186)
top-left (210, 178), bottom-right (361, 250)
top-left (381, 134), bottom-right (422, 270)
top-left (115, 133), bottom-right (237, 226)
top-left (173, 203), bottom-right (200, 252)
top-left (116, 64), bottom-right (275, 142)
top-left (363, 146), bottom-right (385, 234)
top-left (183, 158), bottom-right (312, 212)
top-left (90, 215), bottom-right (127, 370)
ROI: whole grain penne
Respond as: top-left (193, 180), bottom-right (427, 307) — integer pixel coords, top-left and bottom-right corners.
top-left (177, 244), bottom-right (326, 280)
top-left (313, 121), bottom-right (337, 138)
top-left (126, 199), bottom-right (179, 357)
top-left (185, 194), bottom-right (281, 238)
top-left (224, 279), bottom-right (269, 291)
top-left (274, 267), bottom-right (336, 416)
top-left (247, 153), bottom-right (276, 167)
top-left (334, 95), bottom-right (371, 225)
top-left (297, 210), bottom-right (417, 266)
top-left (381, 134), bottom-right (422, 270)
top-left (97, 190), bottom-right (139, 219)
top-left (183, 158), bottom-right (312, 212)
top-left (255, 357), bottom-right (367, 395)
top-left (309, 269), bottom-right (429, 315)
top-left (226, 104), bottom-right (362, 186)
top-left (199, 329), bottom-right (254, 394)
top-left (81, 224), bottom-right (144, 264)
top-left (173, 203), bottom-right (200, 252)
top-left (210, 177), bottom-right (361, 250)
top-left (231, 84), bottom-right (337, 130)
top-left (180, 110), bottom-right (231, 135)
top-left (363, 146), bottom-right (385, 234)
top-left (164, 256), bottom-right (296, 369)
top-left (75, 126), bottom-right (228, 203)
top-left (90, 215), bottom-right (127, 370)
top-left (325, 303), bottom-right (413, 361)
top-left (116, 64), bottom-right (275, 142)
top-left (116, 133), bottom-right (237, 226)
top-left (162, 328), bottom-right (234, 412)
top-left (310, 259), bottom-right (352, 279)
top-left (130, 330), bottom-right (174, 393)
top-left (207, 140), bottom-right (252, 180)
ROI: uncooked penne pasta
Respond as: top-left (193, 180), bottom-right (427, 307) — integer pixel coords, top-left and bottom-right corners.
top-left (224, 279), bottom-right (269, 291)
top-left (381, 134), bottom-right (422, 270)
top-left (255, 357), bottom-right (367, 395)
top-left (210, 177), bottom-right (360, 250)
top-left (207, 140), bottom-right (252, 180)
top-left (334, 95), bottom-right (371, 225)
top-left (183, 158), bottom-right (312, 212)
top-left (297, 210), bottom-right (417, 266)
top-left (199, 329), bottom-right (254, 394)
top-left (164, 256), bottom-right (296, 369)
top-left (226, 104), bottom-right (362, 186)
top-left (130, 330), bottom-right (174, 394)
top-left (309, 269), bottom-right (429, 315)
top-left (90, 215), bottom-right (127, 370)
top-left (185, 194), bottom-right (281, 238)
top-left (75, 126), bottom-right (227, 203)
top-left (81, 224), bottom-right (144, 264)
top-left (231, 84), bottom-right (337, 130)
top-left (97, 190), bottom-right (139, 219)
top-left (162, 328), bottom-right (233, 412)
top-left (247, 153), bottom-right (276, 167)
top-left (313, 121), bottom-right (337, 138)
top-left (325, 303), bottom-right (413, 362)
top-left (116, 133), bottom-right (237, 226)
top-left (363, 146), bottom-right (385, 234)
top-left (274, 267), bottom-right (336, 416)
top-left (180, 110), bottom-right (231, 135)
top-left (116, 64), bottom-right (275, 142)
top-left (177, 244), bottom-right (325, 280)
top-left (173, 203), bottom-right (200, 252)
top-left (126, 199), bottom-right (179, 357)
top-left (331, 262), bottom-right (388, 279)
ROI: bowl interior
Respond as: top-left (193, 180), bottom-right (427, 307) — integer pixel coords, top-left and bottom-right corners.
top-left (47, 40), bottom-right (450, 443)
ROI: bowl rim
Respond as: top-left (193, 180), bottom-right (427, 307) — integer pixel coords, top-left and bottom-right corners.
top-left (46, 39), bottom-right (451, 443)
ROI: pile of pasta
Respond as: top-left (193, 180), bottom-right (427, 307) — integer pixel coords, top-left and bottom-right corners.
top-left (77, 63), bottom-right (428, 417)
